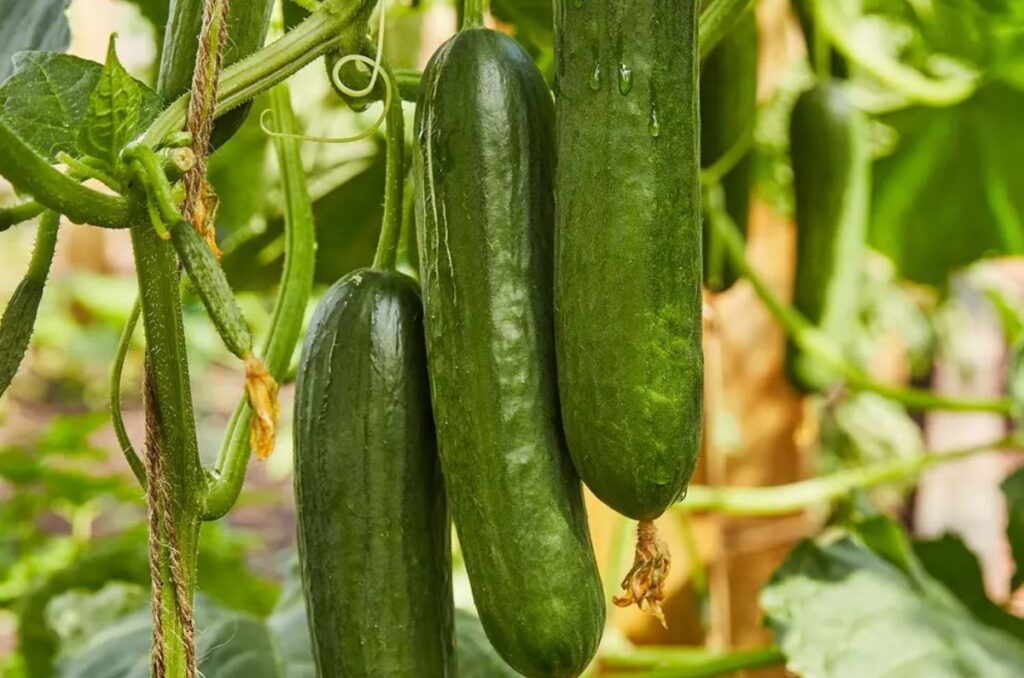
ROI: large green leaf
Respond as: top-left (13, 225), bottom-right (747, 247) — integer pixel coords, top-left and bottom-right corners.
top-left (1001, 466), bottom-right (1024, 591)
top-left (0, 51), bottom-right (161, 163)
top-left (870, 84), bottom-right (1024, 286)
top-left (0, 0), bottom-right (70, 83)
top-left (76, 38), bottom-right (145, 171)
top-left (762, 518), bottom-right (1024, 677)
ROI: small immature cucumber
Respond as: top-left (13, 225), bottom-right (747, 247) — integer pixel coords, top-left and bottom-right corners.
top-left (294, 269), bottom-right (454, 678)
top-left (701, 10), bottom-right (758, 292)
top-left (787, 82), bottom-right (869, 392)
top-left (168, 219), bottom-right (253, 360)
top-left (416, 27), bottom-right (604, 678)
top-left (554, 0), bottom-right (704, 521)
top-left (0, 211), bottom-right (59, 399)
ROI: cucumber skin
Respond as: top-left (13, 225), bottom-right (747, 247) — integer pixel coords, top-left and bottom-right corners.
top-left (0, 279), bottom-right (44, 398)
top-left (293, 269), bottom-right (455, 678)
top-left (415, 28), bottom-right (604, 678)
top-left (554, 0), bottom-right (704, 521)
top-left (158, 0), bottom-right (274, 148)
top-left (787, 83), bottom-right (869, 392)
top-left (701, 10), bottom-right (758, 292)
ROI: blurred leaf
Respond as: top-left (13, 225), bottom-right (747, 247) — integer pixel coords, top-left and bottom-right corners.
top-left (0, 0), bottom-right (70, 83)
top-left (870, 84), bottom-right (1024, 287)
top-left (1001, 466), bottom-right (1024, 591)
top-left (0, 52), bottom-right (161, 162)
top-left (119, 0), bottom-right (169, 38)
top-left (456, 609), bottom-right (523, 678)
top-left (763, 516), bottom-right (1024, 677)
top-left (914, 535), bottom-right (1024, 639)
top-left (492, 0), bottom-right (552, 52)
top-left (207, 93), bottom-right (272, 236)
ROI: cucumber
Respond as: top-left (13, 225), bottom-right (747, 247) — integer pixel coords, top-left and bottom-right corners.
top-left (158, 0), bottom-right (274, 149)
top-left (701, 10), bottom-right (758, 292)
top-left (554, 0), bottom-right (704, 521)
top-left (0, 211), bottom-right (59, 399)
top-left (293, 269), bottom-right (454, 678)
top-left (415, 27), bottom-right (604, 678)
top-left (787, 82), bottom-right (869, 392)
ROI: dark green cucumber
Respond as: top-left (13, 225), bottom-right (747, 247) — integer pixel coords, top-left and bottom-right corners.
top-left (158, 0), bottom-right (274, 148)
top-left (294, 269), bottom-right (454, 678)
top-left (701, 10), bottom-right (758, 292)
top-left (554, 1), bottom-right (704, 520)
top-left (786, 82), bottom-right (869, 392)
top-left (415, 28), bottom-right (604, 678)
top-left (0, 211), bottom-right (59, 398)
top-left (168, 220), bottom-right (253, 359)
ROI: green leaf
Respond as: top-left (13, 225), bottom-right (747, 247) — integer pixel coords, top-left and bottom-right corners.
top-left (456, 609), bottom-right (523, 678)
top-left (0, 51), bottom-right (162, 163)
top-left (914, 535), bottom-right (1024, 640)
top-left (763, 519), bottom-right (1024, 677)
top-left (1001, 466), bottom-right (1024, 591)
top-left (491, 0), bottom-right (552, 51)
top-left (870, 84), bottom-right (1024, 286)
top-left (75, 37), bottom-right (142, 171)
top-left (0, 0), bottom-right (70, 83)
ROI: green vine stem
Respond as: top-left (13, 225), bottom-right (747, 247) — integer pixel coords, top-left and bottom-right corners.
top-left (110, 299), bottom-right (147, 487)
top-left (462, 0), bottom-right (488, 28)
top-left (678, 435), bottom-right (1023, 516)
top-left (138, 0), bottom-right (378, 149)
top-left (705, 184), bottom-right (1013, 414)
top-left (601, 645), bottom-right (785, 677)
top-left (372, 64), bottom-right (405, 271)
top-left (814, 0), bottom-right (978, 106)
top-left (699, 0), bottom-right (754, 59)
top-left (0, 118), bottom-right (132, 229)
top-left (204, 81), bottom-right (316, 520)
top-left (0, 200), bottom-right (45, 232)
top-left (396, 173), bottom-right (419, 281)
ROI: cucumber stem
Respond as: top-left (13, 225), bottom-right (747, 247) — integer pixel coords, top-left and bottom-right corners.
top-left (372, 63), bottom-right (406, 272)
top-left (0, 200), bottom-right (45, 232)
top-left (706, 184), bottom-right (1013, 415)
top-left (462, 0), bottom-right (488, 29)
top-left (678, 434), bottom-right (1024, 516)
top-left (110, 299), bottom-right (148, 488)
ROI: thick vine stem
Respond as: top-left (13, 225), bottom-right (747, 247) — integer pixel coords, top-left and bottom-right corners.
top-left (0, 118), bottom-right (132, 229)
top-left (613, 520), bottom-right (671, 628)
top-left (138, 0), bottom-right (379, 149)
top-left (705, 184), bottom-right (1013, 414)
top-left (601, 645), bottom-right (786, 677)
top-left (678, 435), bottom-right (1023, 516)
top-left (0, 200), bottom-right (46, 232)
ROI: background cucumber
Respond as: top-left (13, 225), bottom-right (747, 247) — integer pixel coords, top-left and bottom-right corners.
top-left (158, 0), bottom-right (274, 149)
top-left (293, 269), bottom-right (454, 677)
top-left (787, 82), bottom-right (869, 392)
top-left (701, 10), bottom-right (758, 292)
top-left (415, 27), bottom-right (604, 678)
top-left (554, 0), bottom-right (704, 521)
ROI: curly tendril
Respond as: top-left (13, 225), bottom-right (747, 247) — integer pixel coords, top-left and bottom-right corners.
top-left (260, 3), bottom-right (391, 143)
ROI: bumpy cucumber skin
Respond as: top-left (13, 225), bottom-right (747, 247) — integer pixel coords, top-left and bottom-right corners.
top-left (158, 0), bottom-right (274, 148)
top-left (415, 28), bottom-right (604, 678)
top-left (787, 83), bottom-right (869, 392)
top-left (701, 10), bottom-right (758, 292)
top-left (0, 279), bottom-right (44, 398)
top-left (293, 269), bottom-right (454, 678)
top-left (554, 1), bottom-right (704, 521)
top-left (169, 220), bottom-right (253, 360)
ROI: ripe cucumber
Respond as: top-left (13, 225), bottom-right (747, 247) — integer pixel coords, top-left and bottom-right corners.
top-left (787, 82), bottom-right (869, 392)
top-left (554, 0), bottom-right (704, 521)
top-left (158, 0), bottom-right (274, 149)
top-left (415, 27), bottom-right (604, 678)
top-left (701, 10), bottom-right (758, 292)
top-left (293, 269), bottom-right (454, 677)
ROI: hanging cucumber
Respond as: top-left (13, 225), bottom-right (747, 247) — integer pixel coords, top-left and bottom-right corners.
top-left (158, 0), bottom-right (275, 149)
top-left (701, 10), bottom-right (758, 292)
top-left (786, 82), bottom-right (869, 393)
top-left (415, 15), bottom-right (604, 678)
top-left (293, 65), bottom-right (454, 677)
top-left (0, 210), bottom-right (59, 399)
top-left (554, 0), bottom-right (703, 622)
